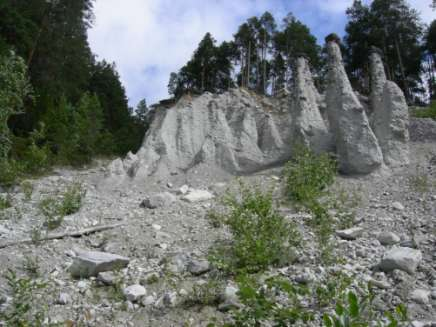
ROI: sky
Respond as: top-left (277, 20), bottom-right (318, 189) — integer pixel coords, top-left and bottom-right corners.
top-left (88, 0), bottom-right (435, 107)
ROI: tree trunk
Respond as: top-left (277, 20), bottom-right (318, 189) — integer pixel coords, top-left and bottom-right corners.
top-left (247, 40), bottom-right (251, 89)
top-left (394, 37), bottom-right (409, 101)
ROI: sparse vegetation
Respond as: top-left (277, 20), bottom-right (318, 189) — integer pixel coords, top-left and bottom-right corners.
top-left (283, 145), bottom-right (336, 205)
top-left (0, 270), bottom-right (53, 327)
top-left (0, 193), bottom-right (12, 210)
top-left (184, 279), bottom-right (223, 307)
top-left (216, 274), bottom-right (409, 327)
top-left (21, 181), bottom-right (34, 201)
top-left (408, 168), bottom-right (431, 193)
top-left (38, 183), bottom-right (86, 230)
top-left (209, 182), bottom-right (301, 274)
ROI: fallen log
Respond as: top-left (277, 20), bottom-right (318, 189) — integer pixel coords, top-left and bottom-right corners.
top-left (0, 223), bottom-right (124, 249)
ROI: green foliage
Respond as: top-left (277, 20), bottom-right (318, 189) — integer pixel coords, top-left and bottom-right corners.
top-left (21, 180), bottom-right (33, 201)
top-left (0, 270), bottom-right (51, 327)
top-left (323, 290), bottom-right (409, 327)
top-left (61, 182), bottom-right (86, 215)
top-left (209, 182), bottom-right (301, 274)
top-left (0, 193), bottom-right (12, 210)
top-left (38, 183), bottom-right (85, 230)
top-left (0, 51), bottom-right (32, 161)
top-left (0, 159), bottom-right (22, 187)
top-left (219, 274), bottom-right (408, 327)
top-left (225, 275), bottom-right (314, 326)
top-left (184, 279), bottom-right (223, 307)
top-left (284, 145), bottom-right (336, 204)
top-left (344, 0), bottom-right (424, 97)
top-left (22, 255), bottom-right (40, 278)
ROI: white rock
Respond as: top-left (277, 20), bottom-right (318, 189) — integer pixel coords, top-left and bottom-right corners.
top-left (325, 40), bottom-right (383, 174)
top-left (57, 293), bottom-right (71, 305)
top-left (123, 285), bottom-right (146, 302)
top-left (291, 56), bottom-right (332, 153)
top-left (336, 227), bottom-right (364, 240)
top-left (410, 289), bottom-right (430, 304)
top-left (182, 190), bottom-right (214, 203)
top-left (69, 249), bottom-right (130, 278)
top-left (152, 224), bottom-right (162, 231)
top-left (392, 202), bottom-right (405, 211)
top-left (379, 247), bottom-right (422, 274)
top-left (142, 295), bottom-right (155, 306)
top-left (177, 185), bottom-right (190, 195)
top-left (377, 232), bottom-right (401, 246)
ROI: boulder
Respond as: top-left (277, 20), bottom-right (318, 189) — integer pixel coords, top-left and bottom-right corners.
top-left (123, 285), bottom-right (146, 302)
top-left (140, 192), bottom-right (176, 209)
top-left (369, 47), bottom-right (387, 120)
top-left (69, 249), bottom-right (130, 278)
top-left (377, 231), bottom-right (401, 246)
top-left (379, 247), bottom-right (422, 274)
top-left (410, 289), bottom-right (430, 305)
top-left (336, 227), bottom-right (364, 240)
top-left (188, 259), bottom-right (211, 276)
top-left (325, 41), bottom-right (383, 174)
top-left (291, 56), bottom-right (332, 153)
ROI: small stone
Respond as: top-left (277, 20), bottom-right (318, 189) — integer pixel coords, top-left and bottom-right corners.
top-left (69, 249), bottom-right (130, 278)
top-left (142, 295), bottom-right (155, 306)
top-left (188, 259), bottom-right (210, 276)
top-left (392, 202), bottom-right (405, 211)
top-left (57, 293), bottom-right (71, 305)
top-left (336, 227), bottom-right (364, 240)
top-left (182, 190), bottom-right (214, 203)
top-left (379, 247), bottom-right (422, 274)
top-left (377, 232), bottom-right (401, 246)
top-left (123, 285), bottom-right (147, 302)
top-left (97, 271), bottom-right (117, 285)
top-left (177, 185), bottom-right (189, 195)
top-left (152, 224), bottom-right (162, 231)
top-left (163, 291), bottom-right (178, 307)
top-left (219, 285), bottom-right (242, 311)
top-left (77, 280), bottom-right (89, 293)
top-left (410, 289), bottom-right (430, 304)
top-left (140, 192), bottom-right (176, 209)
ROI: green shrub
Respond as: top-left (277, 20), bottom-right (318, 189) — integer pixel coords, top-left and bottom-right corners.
top-left (209, 182), bottom-right (301, 274)
top-left (283, 145), bottom-right (336, 204)
top-left (323, 291), bottom-right (409, 327)
top-left (38, 183), bottom-right (86, 230)
top-left (0, 270), bottom-right (50, 327)
top-left (0, 193), bottom-right (12, 210)
top-left (21, 124), bottom-right (50, 175)
top-left (38, 197), bottom-right (64, 230)
top-left (0, 159), bottom-right (23, 187)
top-left (60, 182), bottom-right (86, 215)
top-left (21, 181), bottom-right (33, 201)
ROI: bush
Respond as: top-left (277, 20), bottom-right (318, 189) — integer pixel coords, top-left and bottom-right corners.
top-left (0, 193), bottom-right (12, 210)
top-left (38, 183), bottom-right (86, 230)
top-left (0, 159), bottom-right (22, 187)
top-left (209, 182), bottom-right (301, 274)
top-left (283, 145), bottom-right (336, 204)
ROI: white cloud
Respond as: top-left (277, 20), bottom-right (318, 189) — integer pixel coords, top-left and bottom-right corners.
top-left (88, 0), bottom-right (434, 107)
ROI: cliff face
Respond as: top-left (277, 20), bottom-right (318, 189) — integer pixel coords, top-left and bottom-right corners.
top-left (112, 89), bottom-right (294, 181)
top-left (107, 43), bottom-right (411, 182)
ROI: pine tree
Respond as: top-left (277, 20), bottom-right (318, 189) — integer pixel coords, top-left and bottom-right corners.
top-left (344, 0), bottom-right (424, 99)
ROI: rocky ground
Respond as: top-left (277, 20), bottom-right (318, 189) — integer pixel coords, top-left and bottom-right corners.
top-left (0, 139), bottom-right (435, 327)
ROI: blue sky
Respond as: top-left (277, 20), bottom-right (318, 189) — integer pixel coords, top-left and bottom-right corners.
top-left (88, 0), bottom-right (434, 107)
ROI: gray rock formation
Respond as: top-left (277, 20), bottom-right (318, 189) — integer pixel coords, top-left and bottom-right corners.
top-left (291, 56), bottom-right (332, 153)
top-left (369, 47), bottom-right (387, 120)
top-left (325, 41), bottom-right (383, 174)
top-left (114, 89), bottom-right (293, 181)
top-left (370, 49), bottom-right (410, 167)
